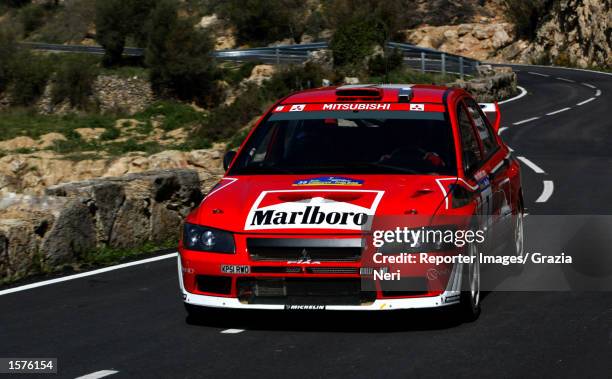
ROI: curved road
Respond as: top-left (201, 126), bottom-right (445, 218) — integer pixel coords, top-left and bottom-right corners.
top-left (1, 66), bottom-right (611, 378)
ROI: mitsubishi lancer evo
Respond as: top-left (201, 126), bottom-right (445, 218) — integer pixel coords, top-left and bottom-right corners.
top-left (178, 84), bottom-right (524, 321)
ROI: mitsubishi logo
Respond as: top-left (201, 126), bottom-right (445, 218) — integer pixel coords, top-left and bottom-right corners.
top-left (287, 248), bottom-right (321, 264)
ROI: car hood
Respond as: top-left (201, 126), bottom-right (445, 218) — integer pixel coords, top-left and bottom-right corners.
top-left (186, 175), bottom-right (456, 234)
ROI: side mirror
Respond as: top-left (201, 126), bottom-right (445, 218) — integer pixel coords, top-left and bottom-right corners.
top-left (223, 150), bottom-right (237, 171)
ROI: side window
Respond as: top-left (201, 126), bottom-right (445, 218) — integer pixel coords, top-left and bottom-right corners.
top-left (465, 99), bottom-right (497, 157)
top-left (457, 104), bottom-right (482, 175)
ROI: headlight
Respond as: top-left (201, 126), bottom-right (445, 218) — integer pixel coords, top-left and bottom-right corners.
top-left (183, 223), bottom-right (235, 253)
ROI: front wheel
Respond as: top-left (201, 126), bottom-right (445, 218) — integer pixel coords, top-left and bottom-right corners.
top-left (457, 242), bottom-right (481, 322)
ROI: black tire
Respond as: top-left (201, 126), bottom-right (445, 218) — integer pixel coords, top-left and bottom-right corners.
top-left (184, 303), bottom-right (211, 323)
top-left (456, 242), bottom-right (481, 322)
top-left (509, 199), bottom-right (525, 275)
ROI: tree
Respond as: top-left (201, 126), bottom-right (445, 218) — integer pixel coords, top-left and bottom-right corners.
top-left (0, 27), bottom-right (18, 93)
top-left (145, 0), bottom-right (220, 106)
top-left (95, 0), bottom-right (156, 66)
top-left (95, 0), bottom-right (131, 66)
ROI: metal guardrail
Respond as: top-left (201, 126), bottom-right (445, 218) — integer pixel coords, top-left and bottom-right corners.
top-left (21, 40), bottom-right (479, 78)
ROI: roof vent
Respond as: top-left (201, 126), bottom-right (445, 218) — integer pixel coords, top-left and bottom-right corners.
top-left (335, 87), bottom-right (382, 102)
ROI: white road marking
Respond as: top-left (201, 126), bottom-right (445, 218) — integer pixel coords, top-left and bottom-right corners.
top-left (75, 370), bottom-right (119, 379)
top-left (546, 107), bottom-right (571, 116)
top-left (221, 329), bottom-right (245, 334)
top-left (517, 156), bottom-right (546, 174)
top-left (498, 86), bottom-right (528, 104)
top-left (595, 89), bottom-right (601, 97)
top-left (581, 83), bottom-right (597, 89)
top-left (0, 252), bottom-right (178, 296)
top-left (556, 77), bottom-right (575, 83)
top-left (499, 62), bottom-right (612, 77)
top-left (536, 181), bottom-right (554, 203)
top-left (524, 213), bottom-right (529, 217)
top-left (528, 71), bottom-right (550, 77)
top-left (498, 126), bottom-right (508, 135)
top-left (508, 146), bottom-right (514, 152)
top-left (513, 117), bottom-right (540, 125)
top-left (577, 97), bottom-right (595, 106)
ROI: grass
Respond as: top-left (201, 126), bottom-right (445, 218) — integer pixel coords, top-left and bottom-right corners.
top-left (78, 239), bottom-right (177, 267)
top-left (0, 108), bottom-right (115, 141)
top-left (134, 100), bottom-right (207, 131)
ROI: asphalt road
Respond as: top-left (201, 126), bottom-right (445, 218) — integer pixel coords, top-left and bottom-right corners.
top-left (1, 66), bottom-right (611, 378)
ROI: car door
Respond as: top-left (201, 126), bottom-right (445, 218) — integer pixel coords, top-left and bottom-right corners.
top-left (463, 98), bottom-right (513, 252)
top-left (456, 101), bottom-right (490, 217)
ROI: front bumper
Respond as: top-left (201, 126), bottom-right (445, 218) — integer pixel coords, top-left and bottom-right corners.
top-left (177, 255), bottom-right (463, 311)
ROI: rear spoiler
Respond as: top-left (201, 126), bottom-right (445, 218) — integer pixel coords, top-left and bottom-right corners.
top-left (479, 102), bottom-right (501, 134)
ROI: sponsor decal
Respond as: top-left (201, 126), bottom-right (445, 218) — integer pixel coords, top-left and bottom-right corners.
top-left (220, 265), bottom-right (250, 274)
top-left (284, 305), bottom-right (326, 310)
top-left (289, 104), bottom-right (305, 112)
top-left (245, 189), bottom-right (384, 231)
top-left (293, 176), bottom-right (363, 187)
top-left (272, 103), bottom-right (446, 113)
top-left (322, 103), bottom-right (391, 111)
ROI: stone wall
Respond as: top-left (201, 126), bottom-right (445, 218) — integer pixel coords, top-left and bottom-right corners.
top-left (36, 74), bottom-right (154, 115)
top-left (0, 169), bottom-right (203, 283)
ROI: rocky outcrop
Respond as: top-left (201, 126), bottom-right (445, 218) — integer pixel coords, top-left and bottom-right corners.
top-left (0, 169), bottom-right (204, 283)
top-left (403, 22), bottom-right (515, 61)
top-left (451, 66), bottom-right (518, 102)
top-left (0, 145), bottom-right (225, 195)
top-left (505, 0), bottom-right (611, 68)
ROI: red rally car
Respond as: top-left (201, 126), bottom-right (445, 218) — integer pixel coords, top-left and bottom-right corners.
top-left (178, 84), bottom-right (524, 321)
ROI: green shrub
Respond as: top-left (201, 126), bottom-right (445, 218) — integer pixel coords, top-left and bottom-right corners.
top-left (100, 126), bottom-right (120, 141)
top-left (145, 0), bottom-right (221, 107)
top-left (330, 17), bottom-right (384, 73)
top-left (0, 27), bottom-right (18, 93)
top-left (367, 48), bottom-right (404, 77)
top-left (8, 51), bottom-right (52, 106)
top-left (18, 3), bottom-right (45, 37)
top-left (216, 0), bottom-right (308, 45)
top-left (51, 54), bottom-right (99, 109)
top-left (501, 0), bottom-right (549, 39)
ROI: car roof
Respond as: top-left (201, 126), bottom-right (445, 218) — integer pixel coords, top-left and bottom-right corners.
top-left (280, 84), bottom-right (455, 105)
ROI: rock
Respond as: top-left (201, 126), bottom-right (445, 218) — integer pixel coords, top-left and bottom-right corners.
top-left (521, 0), bottom-right (611, 68)
top-left (451, 68), bottom-right (518, 102)
top-left (38, 133), bottom-right (66, 148)
top-left (0, 136), bottom-right (37, 151)
top-left (75, 128), bottom-right (107, 141)
top-left (457, 24), bottom-right (473, 37)
top-left (343, 77), bottom-right (360, 85)
top-left (306, 49), bottom-right (333, 71)
top-left (477, 64), bottom-right (496, 77)
top-left (40, 199), bottom-right (96, 264)
top-left (0, 193), bottom-right (96, 279)
top-left (246, 65), bottom-right (276, 86)
top-left (198, 14), bottom-right (220, 29)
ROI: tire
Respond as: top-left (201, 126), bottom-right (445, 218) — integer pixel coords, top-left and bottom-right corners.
top-left (184, 303), bottom-right (210, 323)
top-left (457, 241), bottom-right (481, 322)
top-left (509, 201), bottom-right (525, 275)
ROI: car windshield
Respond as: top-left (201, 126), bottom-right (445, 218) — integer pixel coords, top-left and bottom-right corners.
top-left (229, 110), bottom-right (457, 175)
